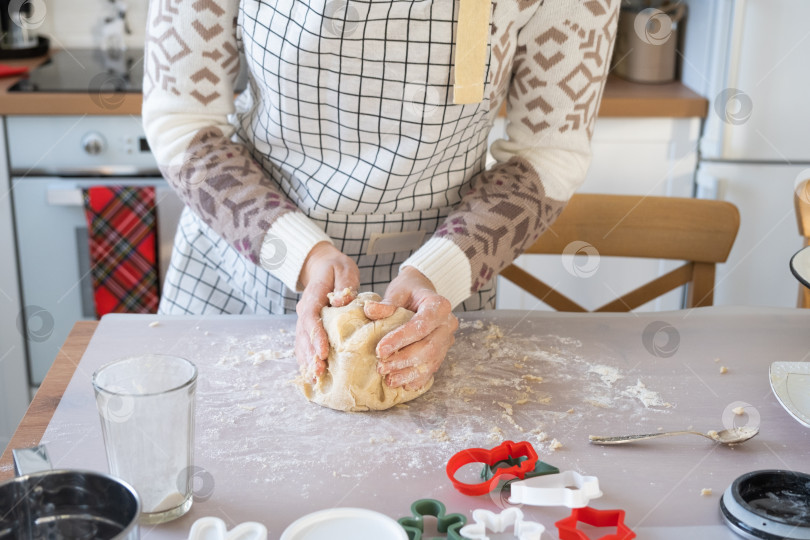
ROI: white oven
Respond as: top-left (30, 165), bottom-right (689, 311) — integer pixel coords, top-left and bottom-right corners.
top-left (7, 116), bottom-right (183, 387)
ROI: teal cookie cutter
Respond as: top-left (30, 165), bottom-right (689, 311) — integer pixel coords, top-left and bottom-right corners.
top-left (481, 456), bottom-right (560, 493)
top-left (398, 499), bottom-right (467, 540)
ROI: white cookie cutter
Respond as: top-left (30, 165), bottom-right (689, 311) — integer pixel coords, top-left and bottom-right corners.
top-left (508, 470), bottom-right (602, 508)
top-left (188, 516), bottom-right (267, 540)
top-left (459, 507), bottom-right (545, 540)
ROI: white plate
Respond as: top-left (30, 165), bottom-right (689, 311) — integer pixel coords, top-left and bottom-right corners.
top-left (279, 508), bottom-right (408, 540)
top-left (770, 362), bottom-right (810, 428)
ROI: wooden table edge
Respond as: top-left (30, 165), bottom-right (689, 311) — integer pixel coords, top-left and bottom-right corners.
top-left (0, 321), bottom-right (98, 482)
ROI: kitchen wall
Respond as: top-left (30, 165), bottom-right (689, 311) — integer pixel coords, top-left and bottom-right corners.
top-left (38, 0), bottom-right (147, 49)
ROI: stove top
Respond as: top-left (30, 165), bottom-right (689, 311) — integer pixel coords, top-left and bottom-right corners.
top-left (9, 49), bottom-right (144, 93)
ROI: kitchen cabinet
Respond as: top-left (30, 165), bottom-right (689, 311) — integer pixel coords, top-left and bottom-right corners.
top-left (0, 117), bottom-right (30, 449)
top-left (495, 116), bottom-right (703, 311)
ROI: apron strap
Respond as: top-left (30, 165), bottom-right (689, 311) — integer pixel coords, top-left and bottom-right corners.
top-left (453, 0), bottom-right (491, 104)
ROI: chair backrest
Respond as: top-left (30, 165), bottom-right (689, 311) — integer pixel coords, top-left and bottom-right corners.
top-left (795, 179), bottom-right (810, 308)
top-left (500, 194), bottom-right (740, 312)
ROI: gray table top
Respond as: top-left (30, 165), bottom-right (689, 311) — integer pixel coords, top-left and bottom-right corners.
top-left (32, 307), bottom-right (810, 539)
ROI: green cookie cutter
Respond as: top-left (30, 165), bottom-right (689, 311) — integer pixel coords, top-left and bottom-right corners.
top-left (481, 456), bottom-right (559, 485)
top-left (398, 499), bottom-right (467, 540)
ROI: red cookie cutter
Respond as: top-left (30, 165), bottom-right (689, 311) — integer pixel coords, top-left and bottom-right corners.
top-left (446, 440), bottom-right (539, 496)
top-left (555, 507), bottom-right (636, 540)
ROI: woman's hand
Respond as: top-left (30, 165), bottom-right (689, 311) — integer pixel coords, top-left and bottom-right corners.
top-left (364, 266), bottom-right (459, 390)
top-left (295, 242), bottom-right (359, 380)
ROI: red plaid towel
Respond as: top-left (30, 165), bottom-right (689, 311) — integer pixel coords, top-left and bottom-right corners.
top-left (82, 186), bottom-right (159, 316)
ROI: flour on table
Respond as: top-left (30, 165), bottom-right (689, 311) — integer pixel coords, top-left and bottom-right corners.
top-left (589, 364), bottom-right (622, 386)
top-left (179, 314), bottom-right (680, 490)
top-left (621, 379), bottom-right (673, 409)
top-left (249, 348), bottom-right (292, 365)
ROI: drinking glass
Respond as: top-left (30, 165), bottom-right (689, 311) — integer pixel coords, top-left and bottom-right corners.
top-left (93, 354), bottom-right (197, 525)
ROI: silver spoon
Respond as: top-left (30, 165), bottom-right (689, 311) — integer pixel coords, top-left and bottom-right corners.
top-left (589, 426), bottom-right (759, 446)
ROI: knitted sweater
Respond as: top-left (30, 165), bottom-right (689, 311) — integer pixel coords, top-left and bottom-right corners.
top-left (143, 0), bottom-right (618, 307)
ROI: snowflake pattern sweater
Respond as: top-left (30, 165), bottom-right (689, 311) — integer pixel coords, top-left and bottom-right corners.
top-left (143, 0), bottom-right (618, 307)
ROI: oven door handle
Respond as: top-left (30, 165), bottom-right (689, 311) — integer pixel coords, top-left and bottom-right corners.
top-left (46, 187), bottom-right (84, 207)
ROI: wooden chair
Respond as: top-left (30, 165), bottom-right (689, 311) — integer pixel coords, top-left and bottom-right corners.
top-left (500, 194), bottom-right (740, 312)
top-left (796, 179), bottom-right (810, 308)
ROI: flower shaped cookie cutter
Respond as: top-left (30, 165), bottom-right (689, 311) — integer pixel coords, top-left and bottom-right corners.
top-left (188, 517), bottom-right (267, 540)
top-left (509, 470), bottom-right (602, 508)
top-left (555, 507), bottom-right (636, 540)
top-left (397, 499), bottom-right (467, 540)
top-left (459, 507), bottom-right (545, 540)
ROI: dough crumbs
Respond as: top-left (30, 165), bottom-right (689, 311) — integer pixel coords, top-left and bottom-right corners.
top-left (536, 394), bottom-right (552, 405)
top-left (657, 427), bottom-right (664, 432)
top-left (701, 488), bottom-right (713, 496)
top-left (459, 387), bottom-right (477, 397)
top-left (532, 430), bottom-right (548, 443)
top-left (707, 430), bottom-right (719, 440)
top-left (719, 366), bottom-right (729, 374)
top-left (251, 349), bottom-right (290, 365)
top-left (472, 320), bottom-right (485, 329)
top-left (327, 287), bottom-right (355, 303)
top-left (515, 394), bottom-right (530, 406)
top-left (732, 406), bottom-right (745, 415)
top-left (549, 438), bottom-right (563, 451)
top-left (566, 408), bottom-right (575, 414)
top-left (488, 427), bottom-right (506, 443)
top-left (430, 430), bottom-right (450, 442)
top-left (238, 404), bottom-right (256, 412)
top-left (522, 374), bottom-right (544, 383)
top-left (485, 324), bottom-right (504, 342)
top-left (204, 331), bottom-right (210, 336)
top-left (503, 414), bottom-right (525, 432)
top-left (514, 363), bottom-right (525, 369)
top-left (148, 321), bottom-right (160, 328)
top-left (415, 429), bottom-right (423, 434)
top-left (496, 401), bottom-right (514, 415)
top-left (584, 397), bottom-right (613, 409)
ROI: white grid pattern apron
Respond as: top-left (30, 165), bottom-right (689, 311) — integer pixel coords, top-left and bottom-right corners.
top-left (159, 0), bottom-right (497, 315)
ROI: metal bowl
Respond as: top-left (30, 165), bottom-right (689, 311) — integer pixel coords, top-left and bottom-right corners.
top-left (0, 468), bottom-right (140, 539)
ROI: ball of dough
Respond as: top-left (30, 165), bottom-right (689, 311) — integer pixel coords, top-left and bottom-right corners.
top-left (297, 292), bottom-right (433, 411)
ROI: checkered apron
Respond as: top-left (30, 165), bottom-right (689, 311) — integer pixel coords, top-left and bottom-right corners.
top-left (159, 0), bottom-right (496, 315)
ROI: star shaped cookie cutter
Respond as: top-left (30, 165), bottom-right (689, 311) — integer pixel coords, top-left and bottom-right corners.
top-left (446, 440), bottom-right (539, 496)
top-left (555, 507), bottom-right (636, 540)
top-left (459, 507), bottom-right (545, 540)
top-left (397, 499), bottom-right (467, 540)
top-left (508, 470), bottom-right (603, 508)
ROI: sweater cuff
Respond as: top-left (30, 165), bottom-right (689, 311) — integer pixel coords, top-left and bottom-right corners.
top-left (261, 212), bottom-right (333, 292)
top-left (401, 237), bottom-right (472, 309)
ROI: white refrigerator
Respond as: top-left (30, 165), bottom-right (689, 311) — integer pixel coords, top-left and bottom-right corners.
top-left (681, 0), bottom-right (810, 307)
